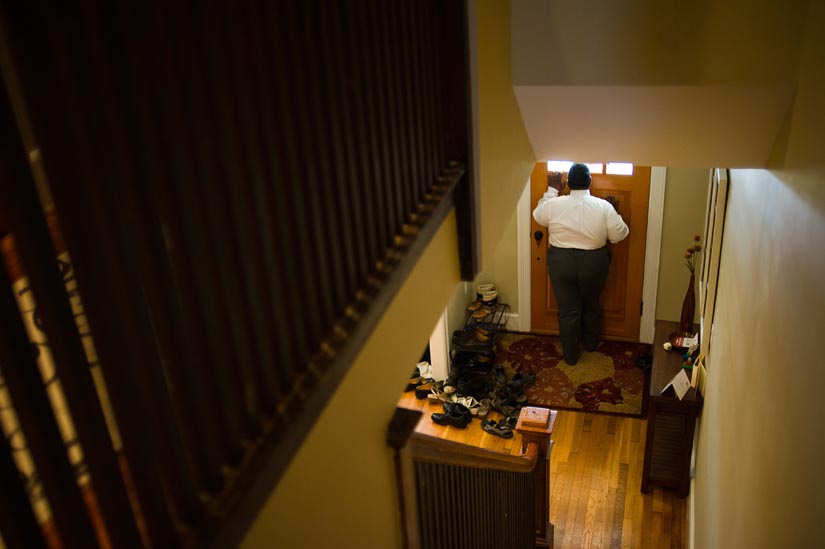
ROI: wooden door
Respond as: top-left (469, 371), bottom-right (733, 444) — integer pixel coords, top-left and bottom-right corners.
top-left (530, 163), bottom-right (650, 340)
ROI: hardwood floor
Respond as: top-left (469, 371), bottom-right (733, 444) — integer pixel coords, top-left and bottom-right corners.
top-left (550, 411), bottom-right (687, 549)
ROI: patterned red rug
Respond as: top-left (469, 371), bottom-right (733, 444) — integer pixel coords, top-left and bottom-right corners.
top-left (495, 332), bottom-right (651, 417)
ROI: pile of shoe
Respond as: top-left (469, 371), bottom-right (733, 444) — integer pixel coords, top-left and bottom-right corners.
top-left (426, 377), bottom-right (492, 417)
top-left (451, 324), bottom-right (496, 360)
top-left (405, 361), bottom-right (435, 399)
top-left (428, 364), bottom-right (536, 437)
top-left (466, 283), bottom-right (500, 322)
top-left (466, 366), bottom-right (536, 437)
top-left (485, 366), bottom-right (535, 418)
top-left (453, 284), bottom-right (506, 376)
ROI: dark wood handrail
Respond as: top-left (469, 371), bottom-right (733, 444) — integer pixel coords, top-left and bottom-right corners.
top-left (408, 432), bottom-right (539, 473)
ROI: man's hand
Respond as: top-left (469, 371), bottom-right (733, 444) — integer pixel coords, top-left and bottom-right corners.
top-left (547, 171), bottom-right (565, 192)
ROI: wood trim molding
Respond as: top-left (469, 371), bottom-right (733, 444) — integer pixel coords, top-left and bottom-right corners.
top-left (516, 178), bottom-right (532, 332)
top-left (640, 167), bottom-right (667, 343)
top-left (409, 432), bottom-right (539, 473)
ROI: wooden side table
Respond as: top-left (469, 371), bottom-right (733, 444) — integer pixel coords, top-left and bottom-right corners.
top-left (641, 320), bottom-right (704, 497)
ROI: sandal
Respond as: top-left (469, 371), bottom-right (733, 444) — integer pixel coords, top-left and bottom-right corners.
top-left (427, 381), bottom-right (452, 403)
top-left (481, 419), bottom-right (513, 439)
top-left (500, 416), bottom-right (518, 429)
top-left (477, 398), bottom-right (492, 418)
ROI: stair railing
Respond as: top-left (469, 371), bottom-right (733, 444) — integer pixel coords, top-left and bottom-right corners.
top-left (388, 407), bottom-right (556, 549)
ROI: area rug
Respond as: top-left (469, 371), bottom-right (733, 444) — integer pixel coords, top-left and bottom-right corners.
top-left (495, 332), bottom-right (651, 417)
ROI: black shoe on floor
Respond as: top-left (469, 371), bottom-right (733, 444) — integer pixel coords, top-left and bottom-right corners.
top-left (431, 403), bottom-right (472, 428)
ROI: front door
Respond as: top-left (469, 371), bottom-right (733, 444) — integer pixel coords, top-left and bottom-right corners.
top-left (530, 162), bottom-right (650, 341)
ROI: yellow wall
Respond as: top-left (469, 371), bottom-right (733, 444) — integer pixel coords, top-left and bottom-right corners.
top-left (476, 0), bottom-right (536, 270)
top-left (451, 0), bottom-right (536, 328)
top-left (655, 168), bottom-right (710, 322)
top-left (242, 1), bottom-right (536, 547)
top-left (692, 2), bottom-right (825, 547)
top-left (241, 213), bottom-right (461, 549)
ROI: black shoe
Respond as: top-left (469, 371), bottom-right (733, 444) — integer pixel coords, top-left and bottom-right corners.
top-left (443, 402), bottom-right (471, 418)
top-left (584, 339), bottom-right (598, 352)
top-left (415, 383), bottom-right (434, 399)
top-left (564, 355), bottom-right (579, 366)
top-left (431, 404), bottom-right (472, 428)
top-left (405, 376), bottom-right (428, 392)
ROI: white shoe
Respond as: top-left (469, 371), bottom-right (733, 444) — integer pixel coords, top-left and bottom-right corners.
top-left (416, 361), bottom-right (433, 379)
top-left (451, 395), bottom-right (481, 416)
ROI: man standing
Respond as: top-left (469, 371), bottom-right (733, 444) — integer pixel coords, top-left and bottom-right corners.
top-left (532, 164), bottom-right (629, 365)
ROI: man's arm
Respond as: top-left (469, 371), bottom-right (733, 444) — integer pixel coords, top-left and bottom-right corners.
top-left (532, 172), bottom-right (564, 225)
top-left (605, 206), bottom-right (630, 243)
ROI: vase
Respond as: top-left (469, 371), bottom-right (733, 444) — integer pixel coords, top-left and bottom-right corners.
top-left (679, 273), bottom-right (696, 334)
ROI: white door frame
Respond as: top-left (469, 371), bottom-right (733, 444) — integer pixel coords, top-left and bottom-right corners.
top-left (516, 167), bottom-right (667, 343)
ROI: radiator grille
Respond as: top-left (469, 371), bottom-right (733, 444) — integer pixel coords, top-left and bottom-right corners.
top-left (415, 462), bottom-right (536, 549)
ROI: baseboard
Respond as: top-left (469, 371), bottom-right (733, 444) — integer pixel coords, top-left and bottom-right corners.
top-left (505, 313), bottom-right (520, 332)
top-left (688, 478), bottom-right (695, 549)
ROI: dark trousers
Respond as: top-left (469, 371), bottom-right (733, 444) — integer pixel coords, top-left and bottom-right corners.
top-left (546, 246), bottom-right (610, 362)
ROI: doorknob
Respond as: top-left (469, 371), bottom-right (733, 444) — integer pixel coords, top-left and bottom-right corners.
top-left (534, 230), bottom-right (544, 247)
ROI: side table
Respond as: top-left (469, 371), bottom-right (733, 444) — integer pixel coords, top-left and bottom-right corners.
top-left (641, 320), bottom-right (704, 497)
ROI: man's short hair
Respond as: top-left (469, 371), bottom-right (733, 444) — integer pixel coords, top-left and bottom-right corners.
top-left (567, 163), bottom-right (591, 190)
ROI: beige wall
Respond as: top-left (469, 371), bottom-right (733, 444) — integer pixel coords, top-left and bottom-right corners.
top-left (655, 168), bottom-right (710, 322)
top-left (693, 2), bottom-right (825, 547)
top-left (242, 1), bottom-right (536, 547)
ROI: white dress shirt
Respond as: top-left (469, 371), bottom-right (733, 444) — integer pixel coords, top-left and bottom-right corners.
top-left (532, 188), bottom-right (629, 250)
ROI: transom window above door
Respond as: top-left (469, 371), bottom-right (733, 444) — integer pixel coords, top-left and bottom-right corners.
top-left (546, 160), bottom-right (634, 175)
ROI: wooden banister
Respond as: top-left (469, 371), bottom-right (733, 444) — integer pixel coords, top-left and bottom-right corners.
top-left (409, 432), bottom-right (539, 473)
top-left (388, 406), bottom-right (555, 549)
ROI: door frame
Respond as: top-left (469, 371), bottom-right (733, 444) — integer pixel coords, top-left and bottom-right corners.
top-left (517, 166), bottom-right (667, 343)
